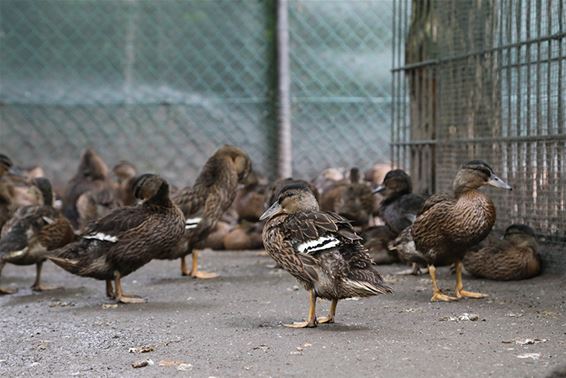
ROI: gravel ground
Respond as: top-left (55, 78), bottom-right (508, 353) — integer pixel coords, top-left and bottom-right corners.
top-left (1, 247), bottom-right (565, 377)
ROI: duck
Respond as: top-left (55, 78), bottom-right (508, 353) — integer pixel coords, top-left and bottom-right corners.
top-left (234, 170), bottom-right (268, 222)
top-left (267, 178), bottom-right (320, 207)
top-left (334, 168), bottom-right (376, 230)
top-left (48, 174), bottom-right (184, 303)
top-left (260, 182), bottom-right (391, 328)
top-left (223, 221), bottom-right (263, 250)
top-left (0, 178), bottom-right (76, 294)
top-left (389, 160), bottom-right (512, 301)
top-left (161, 145), bottom-right (252, 279)
top-left (463, 224), bottom-right (541, 280)
top-left (374, 169), bottom-right (426, 235)
top-left (362, 225), bottom-right (399, 264)
top-left (112, 161), bottom-right (137, 207)
top-left (62, 148), bottom-right (114, 229)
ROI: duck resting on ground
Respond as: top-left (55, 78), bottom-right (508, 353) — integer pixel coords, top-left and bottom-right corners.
top-left (162, 145), bottom-right (252, 279)
top-left (0, 178), bottom-right (75, 294)
top-left (463, 224), bottom-right (541, 281)
top-left (389, 160), bottom-right (512, 302)
top-left (49, 174), bottom-right (184, 303)
top-left (261, 182), bottom-right (391, 328)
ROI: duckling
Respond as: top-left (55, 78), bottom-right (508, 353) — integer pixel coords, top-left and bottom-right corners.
top-left (334, 168), bottom-right (376, 230)
top-left (76, 187), bottom-right (120, 230)
top-left (0, 178), bottom-right (75, 294)
top-left (224, 221), bottom-right (264, 250)
top-left (389, 160), bottom-right (512, 301)
top-left (234, 170), bottom-right (268, 222)
top-left (463, 224), bottom-right (541, 280)
top-left (312, 167), bottom-right (346, 194)
top-left (48, 174), bottom-right (184, 303)
top-left (162, 145), bottom-right (252, 279)
top-left (362, 225), bottom-right (398, 264)
top-left (260, 182), bottom-right (391, 328)
top-left (374, 169), bottom-right (426, 235)
top-left (113, 161), bottom-right (137, 207)
top-left (62, 148), bottom-right (114, 229)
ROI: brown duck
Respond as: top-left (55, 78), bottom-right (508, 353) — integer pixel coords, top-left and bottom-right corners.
top-left (389, 160), bottom-right (512, 301)
top-left (334, 168), bottom-right (376, 230)
top-left (0, 178), bottom-right (75, 294)
top-left (261, 182), bottom-right (391, 328)
top-left (49, 174), bottom-right (184, 303)
top-left (162, 145), bottom-right (252, 279)
top-left (0, 154), bottom-right (17, 230)
top-left (463, 224), bottom-right (541, 280)
top-left (62, 148), bottom-right (114, 229)
top-left (112, 161), bottom-right (138, 207)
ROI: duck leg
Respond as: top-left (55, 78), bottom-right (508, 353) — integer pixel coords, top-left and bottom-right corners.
top-left (106, 280), bottom-right (115, 299)
top-left (0, 261), bottom-right (17, 295)
top-left (31, 261), bottom-right (58, 291)
top-left (318, 299), bottom-right (338, 324)
top-left (429, 265), bottom-right (458, 302)
top-left (114, 272), bottom-right (145, 304)
top-left (181, 250), bottom-right (218, 279)
top-left (454, 260), bottom-right (488, 299)
top-left (285, 289), bottom-right (318, 328)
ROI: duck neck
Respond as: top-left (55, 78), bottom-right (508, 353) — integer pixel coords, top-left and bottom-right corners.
top-left (147, 182), bottom-right (172, 207)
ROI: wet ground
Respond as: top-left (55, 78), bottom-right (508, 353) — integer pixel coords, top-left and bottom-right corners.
top-left (1, 247), bottom-right (565, 377)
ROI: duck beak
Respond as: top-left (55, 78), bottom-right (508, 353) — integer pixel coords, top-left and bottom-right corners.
top-left (260, 201), bottom-right (282, 221)
top-left (487, 174), bottom-right (512, 190)
top-left (372, 185), bottom-right (385, 194)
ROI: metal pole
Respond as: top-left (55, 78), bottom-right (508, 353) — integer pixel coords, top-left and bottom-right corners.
top-left (276, 0), bottom-right (292, 178)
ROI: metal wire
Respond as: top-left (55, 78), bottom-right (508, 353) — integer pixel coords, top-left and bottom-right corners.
top-left (0, 0), bottom-right (394, 186)
top-left (392, 0), bottom-right (566, 242)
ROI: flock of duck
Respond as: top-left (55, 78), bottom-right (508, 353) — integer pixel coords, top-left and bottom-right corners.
top-left (0, 146), bottom-right (542, 327)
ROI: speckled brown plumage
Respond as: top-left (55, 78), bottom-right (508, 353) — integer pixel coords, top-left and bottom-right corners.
top-left (0, 154), bottom-right (16, 230)
top-left (261, 182), bottom-right (391, 327)
top-left (76, 186), bottom-right (120, 230)
top-left (112, 161), bottom-right (137, 207)
top-left (0, 178), bottom-right (75, 293)
top-left (267, 178), bottom-right (320, 207)
top-left (62, 148), bottom-right (115, 229)
top-left (463, 224), bottom-right (541, 280)
top-left (49, 174), bottom-right (184, 303)
top-left (161, 145), bottom-right (252, 278)
top-left (389, 160), bottom-right (512, 301)
top-left (334, 168), bottom-right (376, 230)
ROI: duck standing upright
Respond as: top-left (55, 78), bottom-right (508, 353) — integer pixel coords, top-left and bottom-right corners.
top-left (163, 145), bottom-right (252, 279)
top-left (390, 160), bottom-right (512, 301)
top-left (261, 183), bottom-right (391, 328)
top-left (49, 174), bottom-right (184, 303)
top-left (0, 178), bottom-right (75, 294)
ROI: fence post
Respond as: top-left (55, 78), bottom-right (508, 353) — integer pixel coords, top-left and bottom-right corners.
top-left (276, 0), bottom-right (292, 178)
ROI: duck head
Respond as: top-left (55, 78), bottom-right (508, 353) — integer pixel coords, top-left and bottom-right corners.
top-left (132, 174), bottom-right (169, 203)
top-left (504, 224), bottom-right (537, 249)
top-left (30, 177), bottom-right (54, 207)
top-left (0, 154), bottom-right (14, 177)
top-left (217, 145), bottom-right (252, 183)
top-left (78, 148), bottom-right (109, 180)
top-left (260, 182), bottom-right (319, 221)
top-left (453, 160), bottom-right (512, 196)
top-left (113, 161), bottom-right (137, 184)
top-left (373, 169), bottom-right (412, 199)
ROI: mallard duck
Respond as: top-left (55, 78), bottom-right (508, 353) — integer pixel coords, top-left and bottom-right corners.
top-left (260, 182), bottom-right (391, 328)
top-left (463, 224), bottom-right (541, 280)
top-left (234, 170), bottom-right (268, 222)
top-left (224, 221), bottom-right (263, 250)
top-left (62, 148), bottom-right (114, 229)
top-left (112, 161), bottom-right (137, 207)
top-left (334, 168), bottom-right (376, 230)
top-left (267, 178), bottom-right (319, 207)
top-left (389, 160), bottom-right (512, 301)
top-left (374, 169), bottom-right (426, 235)
top-left (362, 225), bottom-right (399, 264)
top-left (48, 174), bottom-right (184, 303)
top-left (162, 145), bottom-right (252, 279)
top-left (0, 178), bottom-right (75, 294)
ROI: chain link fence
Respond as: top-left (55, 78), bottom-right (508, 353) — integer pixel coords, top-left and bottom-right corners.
top-left (0, 0), bottom-right (394, 187)
top-left (392, 0), bottom-right (566, 242)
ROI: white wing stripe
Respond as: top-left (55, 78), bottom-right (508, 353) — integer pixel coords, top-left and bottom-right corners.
top-left (84, 233), bottom-right (118, 243)
top-left (297, 236), bottom-right (341, 253)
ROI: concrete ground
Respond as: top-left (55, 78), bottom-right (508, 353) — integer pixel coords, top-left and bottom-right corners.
top-left (0, 247), bottom-right (565, 377)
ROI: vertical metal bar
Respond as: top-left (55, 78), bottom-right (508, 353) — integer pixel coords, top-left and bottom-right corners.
top-left (525, 0), bottom-right (532, 223)
top-left (391, 0), bottom-right (397, 166)
top-left (276, 0), bottom-right (292, 178)
top-left (535, 0), bottom-right (542, 228)
top-left (545, 0), bottom-right (553, 232)
top-left (401, 0), bottom-right (407, 169)
top-left (558, 0), bottom-right (565, 237)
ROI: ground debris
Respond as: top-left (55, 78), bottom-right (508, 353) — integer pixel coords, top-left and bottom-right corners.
top-left (516, 338), bottom-right (547, 345)
top-left (48, 301), bottom-right (75, 308)
top-left (252, 344), bottom-right (269, 351)
top-left (286, 285), bottom-right (300, 292)
top-left (129, 345), bottom-right (155, 353)
top-left (517, 353), bottom-right (541, 360)
top-left (102, 303), bottom-right (118, 309)
top-left (505, 312), bottom-right (524, 318)
top-left (344, 297), bottom-right (360, 301)
top-left (177, 363), bottom-right (192, 371)
top-left (440, 313), bottom-right (479, 322)
top-left (132, 359), bottom-right (154, 368)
